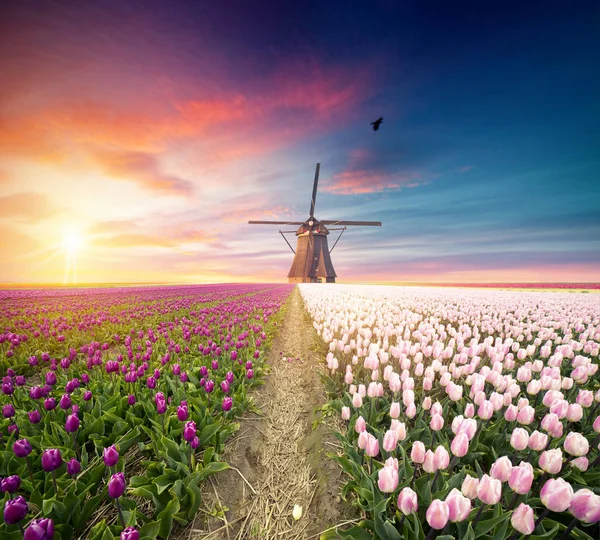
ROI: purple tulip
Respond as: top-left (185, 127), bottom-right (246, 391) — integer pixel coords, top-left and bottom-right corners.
top-left (15, 376), bottom-right (26, 386)
top-left (8, 423), bottom-right (19, 436)
top-left (199, 366), bottom-right (208, 378)
top-left (153, 369), bottom-right (161, 379)
top-left (59, 394), bottom-right (71, 410)
top-left (2, 403), bottom-right (15, 418)
top-left (45, 372), bottom-right (56, 386)
top-left (13, 439), bottom-right (32, 458)
top-left (28, 410), bottom-right (41, 424)
top-left (222, 397), bottom-right (233, 412)
top-left (108, 472), bottom-right (126, 499)
top-left (246, 369), bottom-right (254, 379)
top-left (67, 458), bottom-right (81, 476)
top-left (172, 364), bottom-right (181, 376)
top-left (191, 436), bottom-right (200, 449)
top-left (2, 380), bottom-right (14, 394)
top-left (4, 495), bottom-right (28, 524)
top-left (24, 517), bottom-right (54, 540)
top-left (180, 372), bottom-right (188, 382)
top-left (103, 445), bottom-right (119, 467)
top-left (156, 398), bottom-right (167, 414)
top-left (146, 376), bottom-right (156, 389)
top-left (65, 414), bottom-right (80, 433)
top-left (221, 381), bottom-right (230, 393)
top-left (128, 394), bottom-right (136, 405)
top-left (230, 350), bottom-right (238, 362)
top-left (225, 371), bottom-right (234, 384)
top-left (41, 449), bottom-right (62, 472)
top-left (183, 421), bottom-right (197, 443)
top-left (211, 360), bottom-right (219, 370)
top-left (120, 527), bottom-right (140, 540)
top-left (83, 391), bottom-right (92, 401)
top-left (44, 398), bottom-right (57, 411)
top-left (177, 406), bottom-right (188, 421)
top-left (81, 373), bottom-right (90, 384)
top-left (30, 386), bottom-right (43, 400)
top-left (1, 475), bottom-right (21, 493)
top-left (245, 361), bottom-right (253, 370)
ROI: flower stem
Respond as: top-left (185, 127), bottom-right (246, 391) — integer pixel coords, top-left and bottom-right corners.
top-left (25, 456), bottom-right (35, 486)
top-left (116, 498), bottom-right (126, 529)
top-left (471, 503), bottom-right (486, 530)
top-left (559, 517), bottom-right (578, 540)
top-left (52, 470), bottom-right (58, 495)
top-left (507, 491), bottom-right (519, 511)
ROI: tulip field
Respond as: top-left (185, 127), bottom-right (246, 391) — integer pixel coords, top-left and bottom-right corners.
top-left (0, 284), bottom-right (292, 539)
top-left (299, 284), bottom-right (600, 540)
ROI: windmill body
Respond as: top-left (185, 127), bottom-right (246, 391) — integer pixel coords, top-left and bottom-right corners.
top-left (249, 163), bottom-right (382, 283)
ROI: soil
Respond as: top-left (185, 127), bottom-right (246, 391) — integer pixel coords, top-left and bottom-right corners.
top-left (182, 286), bottom-right (357, 539)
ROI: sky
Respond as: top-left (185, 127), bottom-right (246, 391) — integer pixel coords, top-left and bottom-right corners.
top-left (0, 0), bottom-right (599, 284)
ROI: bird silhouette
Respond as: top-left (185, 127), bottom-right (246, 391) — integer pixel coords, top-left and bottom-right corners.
top-left (371, 117), bottom-right (383, 131)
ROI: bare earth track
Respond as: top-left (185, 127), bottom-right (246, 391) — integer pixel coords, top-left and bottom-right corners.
top-left (181, 286), bottom-right (355, 539)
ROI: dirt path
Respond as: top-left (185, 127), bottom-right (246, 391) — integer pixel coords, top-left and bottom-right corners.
top-left (185, 286), bottom-right (354, 539)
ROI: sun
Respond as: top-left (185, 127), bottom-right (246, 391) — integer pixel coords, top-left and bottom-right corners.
top-left (63, 232), bottom-right (83, 254)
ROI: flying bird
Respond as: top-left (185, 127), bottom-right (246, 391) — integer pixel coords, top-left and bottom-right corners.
top-left (371, 117), bottom-right (383, 131)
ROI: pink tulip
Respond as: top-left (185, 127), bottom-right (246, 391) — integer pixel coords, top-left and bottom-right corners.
top-left (411, 441), bottom-right (425, 464)
top-left (389, 402), bottom-right (400, 419)
top-left (446, 488), bottom-right (471, 522)
top-left (564, 432), bottom-right (589, 457)
top-left (464, 403), bottom-right (475, 418)
top-left (511, 503), bottom-right (535, 535)
top-left (527, 430), bottom-right (548, 451)
top-left (504, 405), bottom-right (518, 422)
top-left (477, 400), bottom-right (494, 420)
top-left (426, 500), bottom-right (450, 529)
top-left (382, 430), bottom-right (399, 452)
top-left (508, 461), bottom-right (534, 494)
top-left (397, 487), bottom-right (418, 515)
top-left (540, 478), bottom-right (574, 512)
top-left (593, 415), bottom-right (600, 433)
top-left (461, 475), bottom-right (479, 499)
top-left (391, 420), bottom-right (407, 440)
top-left (365, 434), bottom-right (379, 457)
top-left (341, 406), bottom-right (350, 421)
top-left (430, 414), bottom-right (444, 431)
top-left (358, 431), bottom-right (369, 450)
top-left (405, 402), bottom-right (416, 418)
top-left (352, 393), bottom-right (363, 408)
top-left (516, 406), bottom-right (535, 425)
top-left (566, 403), bottom-right (583, 422)
top-left (385, 457), bottom-right (399, 471)
top-left (434, 446), bottom-right (450, 470)
top-left (423, 450), bottom-right (436, 473)
top-left (571, 456), bottom-right (589, 472)
top-left (490, 456), bottom-right (513, 482)
top-left (458, 418), bottom-right (478, 440)
top-left (451, 433), bottom-right (469, 458)
top-left (539, 448), bottom-right (563, 474)
top-left (477, 474), bottom-right (502, 505)
top-left (569, 488), bottom-right (600, 523)
top-left (510, 428), bottom-right (529, 451)
top-left (377, 464), bottom-right (399, 493)
top-left (355, 416), bottom-right (366, 433)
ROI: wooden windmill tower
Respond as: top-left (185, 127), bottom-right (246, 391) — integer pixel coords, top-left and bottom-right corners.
top-left (249, 163), bottom-right (382, 283)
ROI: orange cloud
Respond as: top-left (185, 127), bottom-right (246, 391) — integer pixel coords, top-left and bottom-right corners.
top-left (92, 151), bottom-right (194, 196)
top-left (323, 170), bottom-right (422, 194)
top-left (93, 234), bottom-right (176, 248)
top-left (0, 192), bottom-right (60, 222)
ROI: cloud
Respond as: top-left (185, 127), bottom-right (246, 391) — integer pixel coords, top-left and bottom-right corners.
top-left (0, 192), bottom-right (59, 222)
top-left (93, 234), bottom-right (176, 248)
top-left (92, 151), bottom-right (194, 196)
top-left (323, 170), bottom-right (423, 194)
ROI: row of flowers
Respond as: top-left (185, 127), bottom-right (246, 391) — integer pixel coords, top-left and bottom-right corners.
top-left (300, 284), bottom-right (600, 540)
top-left (1, 284), bottom-right (293, 539)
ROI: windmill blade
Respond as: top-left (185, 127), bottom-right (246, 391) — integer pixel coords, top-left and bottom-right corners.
top-left (248, 220), bottom-right (305, 225)
top-left (309, 162), bottom-right (320, 217)
top-left (321, 220), bottom-right (382, 226)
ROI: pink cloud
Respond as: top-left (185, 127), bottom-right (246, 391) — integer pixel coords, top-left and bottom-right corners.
top-left (323, 170), bottom-right (422, 195)
top-left (92, 151), bottom-right (194, 196)
top-left (0, 192), bottom-right (59, 222)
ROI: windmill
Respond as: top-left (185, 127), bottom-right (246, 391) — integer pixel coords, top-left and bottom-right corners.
top-left (249, 163), bottom-right (382, 283)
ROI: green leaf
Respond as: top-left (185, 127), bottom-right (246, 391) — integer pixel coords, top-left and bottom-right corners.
top-left (199, 423), bottom-right (221, 445)
top-left (474, 513), bottom-right (509, 538)
top-left (139, 520), bottom-right (161, 539)
top-left (157, 497), bottom-right (180, 539)
top-left (196, 461), bottom-right (230, 482)
top-left (528, 523), bottom-right (559, 540)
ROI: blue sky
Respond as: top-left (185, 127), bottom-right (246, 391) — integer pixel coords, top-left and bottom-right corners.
top-left (0, 0), bottom-right (598, 283)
